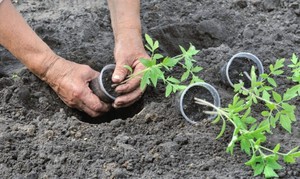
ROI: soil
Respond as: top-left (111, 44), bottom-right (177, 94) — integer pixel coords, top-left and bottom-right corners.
top-left (90, 65), bottom-right (118, 103)
top-left (101, 66), bottom-right (118, 100)
top-left (227, 57), bottom-right (259, 88)
top-left (181, 85), bottom-right (215, 123)
top-left (1, 0), bottom-right (300, 178)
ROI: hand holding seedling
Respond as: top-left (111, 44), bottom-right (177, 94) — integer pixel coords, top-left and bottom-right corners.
top-left (122, 34), bottom-right (203, 97)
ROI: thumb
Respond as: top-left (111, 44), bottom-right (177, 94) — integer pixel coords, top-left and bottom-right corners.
top-left (112, 61), bottom-right (128, 83)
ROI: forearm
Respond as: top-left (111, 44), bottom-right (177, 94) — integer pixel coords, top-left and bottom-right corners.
top-left (0, 0), bottom-right (57, 79)
top-left (107, 0), bottom-right (142, 40)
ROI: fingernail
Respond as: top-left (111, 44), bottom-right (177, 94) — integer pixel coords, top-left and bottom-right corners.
top-left (113, 75), bottom-right (121, 80)
top-left (112, 103), bottom-right (119, 109)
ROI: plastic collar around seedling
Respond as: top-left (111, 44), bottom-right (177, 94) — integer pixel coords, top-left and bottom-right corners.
top-left (225, 52), bottom-right (264, 87)
top-left (179, 82), bottom-right (221, 125)
top-left (99, 64), bottom-right (117, 102)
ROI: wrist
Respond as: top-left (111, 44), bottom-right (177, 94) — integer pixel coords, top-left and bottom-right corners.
top-left (114, 27), bottom-right (142, 44)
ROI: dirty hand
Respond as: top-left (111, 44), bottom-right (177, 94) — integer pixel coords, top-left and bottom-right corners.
top-left (43, 56), bottom-right (111, 117)
top-left (112, 29), bottom-right (150, 108)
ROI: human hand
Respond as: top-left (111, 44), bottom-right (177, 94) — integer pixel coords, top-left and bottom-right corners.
top-left (112, 29), bottom-right (150, 108)
top-left (42, 56), bottom-right (111, 117)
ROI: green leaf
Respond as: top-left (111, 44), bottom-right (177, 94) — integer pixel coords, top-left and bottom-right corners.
top-left (165, 84), bottom-right (172, 97)
top-left (261, 111), bottom-right (270, 117)
top-left (124, 65), bottom-right (133, 74)
top-left (279, 114), bottom-right (291, 133)
top-left (284, 155), bottom-right (296, 164)
top-left (179, 45), bottom-right (187, 54)
top-left (153, 41), bottom-right (159, 50)
top-left (140, 58), bottom-right (153, 68)
top-left (260, 73), bottom-right (269, 79)
top-left (266, 157), bottom-right (282, 170)
top-left (273, 144), bottom-right (280, 153)
top-left (283, 85), bottom-right (299, 101)
top-left (267, 77), bottom-right (277, 87)
top-left (145, 34), bottom-right (154, 49)
top-left (216, 119), bottom-right (226, 139)
top-left (167, 77), bottom-right (180, 84)
top-left (192, 66), bottom-right (203, 73)
top-left (240, 138), bottom-right (251, 155)
top-left (262, 90), bottom-right (271, 102)
top-left (272, 70), bottom-right (284, 75)
top-left (273, 58), bottom-right (285, 70)
top-left (186, 44), bottom-right (200, 56)
top-left (140, 71), bottom-right (150, 90)
top-left (272, 91), bottom-right (282, 103)
top-left (212, 115), bottom-right (221, 124)
top-left (244, 117), bottom-right (257, 124)
top-left (153, 54), bottom-right (163, 60)
top-left (291, 151), bottom-right (300, 157)
top-left (263, 165), bottom-right (279, 178)
top-left (163, 57), bottom-right (179, 67)
top-left (291, 53), bottom-right (298, 64)
top-left (253, 163), bottom-right (264, 176)
top-left (180, 71), bottom-right (189, 82)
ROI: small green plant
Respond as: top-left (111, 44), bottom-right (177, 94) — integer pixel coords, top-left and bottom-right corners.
top-left (11, 73), bottom-right (20, 81)
top-left (122, 34), bottom-right (203, 97)
top-left (196, 54), bottom-right (300, 178)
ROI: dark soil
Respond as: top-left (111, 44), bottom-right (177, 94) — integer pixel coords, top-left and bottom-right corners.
top-left (228, 57), bottom-right (259, 88)
top-left (101, 65), bottom-right (118, 99)
top-left (1, 0), bottom-right (300, 178)
top-left (181, 85), bottom-right (215, 123)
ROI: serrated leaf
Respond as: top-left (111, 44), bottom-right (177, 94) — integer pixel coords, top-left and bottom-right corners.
top-left (260, 73), bottom-right (269, 79)
top-left (291, 151), bottom-right (300, 157)
top-left (145, 34), bottom-right (154, 49)
top-left (153, 54), bottom-right (163, 60)
top-left (261, 111), bottom-right (269, 117)
top-left (284, 155), bottom-right (296, 164)
top-left (165, 84), bottom-right (172, 97)
top-left (192, 66), bottom-right (203, 73)
top-left (291, 53), bottom-right (298, 64)
top-left (167, 77), bottom-right (180, 84)
top-left (283, 86), bottom-right (299, 101)
top-left (186, 44), bottom-right (200, 56)
top-left (179, 45), bottom-right (187, 54)
top-left (163, 57), bottom-right (179, 67)
top-left (263, 165), bottom-right (279, 178)
top-left (272, 70), bottom-right (284, 75)
top-left (273, 144), bottom-right (280, 153)
top-left (244, 117), bottom-right (257, 124)
top-left (274, 58), bottom-right (285, 70)
top-left (253, 163), bottom-right (264, 176)
top-left (279, 114), bottom-right (291, 133)
top-left (272, 91), bottom-right (282, 103)
top-left (240, 138), bottom-right (251, 155)
top-left (266, 158), bottom-right (282, 170)
top-left (140, 58), bottom-right (153, 68)
top-left (262, 90), bottom-right (271, 102)
top-left (267, 77), bottom-right (277, 87)
top-left (140, 71), bottom-right (150, 90)
top-left (181, 71), bottom-right (189, 82)
top-left (153, 41), bottom-right (159, 50)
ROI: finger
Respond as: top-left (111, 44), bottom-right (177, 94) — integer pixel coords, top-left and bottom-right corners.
top-left (113, 87), bottom-right (143, 108)
top-left (112, 61), bottom-right (128, 83)
top-left (79, 105), bottom-right (103, 117)
top-left (79, 87), bottom-right (111, 115)
top-left (115, 63), bottom-right (145, 94)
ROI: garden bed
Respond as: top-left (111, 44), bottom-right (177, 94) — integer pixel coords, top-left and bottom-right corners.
top-left (0, 0), bottom-right (299, 178)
